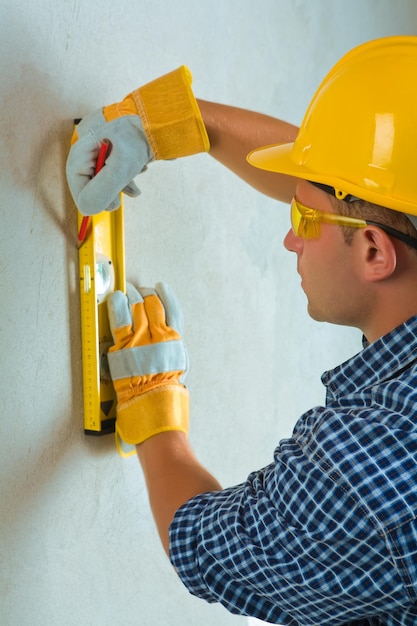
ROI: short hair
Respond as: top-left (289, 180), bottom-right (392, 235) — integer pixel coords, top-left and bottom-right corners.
top-left (331, 195), bottom-right (417, 255)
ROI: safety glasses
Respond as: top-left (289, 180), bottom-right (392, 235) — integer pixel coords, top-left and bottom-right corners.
top-left (291, 197), bottom-right (367, 238)
top-left (290, 197), bottom-right (417, 251)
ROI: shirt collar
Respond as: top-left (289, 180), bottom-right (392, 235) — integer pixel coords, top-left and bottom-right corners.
top-left (322, 315), bottom-right (417, 399)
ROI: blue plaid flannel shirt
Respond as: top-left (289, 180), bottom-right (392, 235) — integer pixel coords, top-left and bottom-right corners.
top-left (169, 317), bottom-right (417, 625)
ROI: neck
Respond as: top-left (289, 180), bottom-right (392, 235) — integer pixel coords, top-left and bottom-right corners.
top-left (361, 278), bottom-right (417, 343)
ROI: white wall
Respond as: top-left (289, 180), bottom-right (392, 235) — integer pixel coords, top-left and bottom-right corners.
top-left (1, 1), bottom-right (416, 625)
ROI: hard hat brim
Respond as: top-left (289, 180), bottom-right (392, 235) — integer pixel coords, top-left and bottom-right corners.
top-left (247, 142), bottom-right (417, 215)
top-left (247, 142), bottom-right (301, 175)
top-left (247, 141), bottom-right (335, 186)
top-left (247, 140), bottom-right (335, 188)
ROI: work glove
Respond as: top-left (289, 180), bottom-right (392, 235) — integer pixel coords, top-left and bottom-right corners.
top-left (107, 282), bottom-right (189, 445)
top-left (66, 66), bottom-right (210, 215)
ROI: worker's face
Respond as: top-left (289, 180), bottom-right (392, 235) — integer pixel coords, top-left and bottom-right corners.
top-left (284, 181), bottom-right (365, 328)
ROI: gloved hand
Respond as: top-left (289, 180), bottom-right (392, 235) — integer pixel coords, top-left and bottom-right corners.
top-left (66, 66), bottom-right (209, 216)
top-left (107, 282), bottom-right (189, 445)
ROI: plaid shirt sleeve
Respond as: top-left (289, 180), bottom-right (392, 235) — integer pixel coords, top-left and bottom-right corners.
top-left (169, 414), bottom-right (413, 625)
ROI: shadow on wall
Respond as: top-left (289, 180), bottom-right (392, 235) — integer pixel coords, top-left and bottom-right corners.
top-left (0, 61), bottom-right (80, 254)
top-left (0, 59), bottom-right (120, 517)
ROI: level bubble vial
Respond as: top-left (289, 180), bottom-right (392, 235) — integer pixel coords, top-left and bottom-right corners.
top-left (95, 253), bottom-right (115, 304)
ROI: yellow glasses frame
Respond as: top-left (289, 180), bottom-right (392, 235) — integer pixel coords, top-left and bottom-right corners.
top-left (290, 197), bottom-right (367, 239)
top-left (290, 197), bottom-right (417, 251)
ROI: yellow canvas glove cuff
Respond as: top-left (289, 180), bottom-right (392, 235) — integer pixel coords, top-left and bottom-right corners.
top-left (114, 385), bottom-right (189, 445)
top-left (104, 66), bottom-right (210, 160)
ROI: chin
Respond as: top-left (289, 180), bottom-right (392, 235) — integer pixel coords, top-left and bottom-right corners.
top-left (307, 303), bottom-right (328, 323)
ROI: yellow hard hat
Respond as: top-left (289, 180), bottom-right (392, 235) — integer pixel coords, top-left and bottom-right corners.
top-left (247, 36), bottom-right (417, 216)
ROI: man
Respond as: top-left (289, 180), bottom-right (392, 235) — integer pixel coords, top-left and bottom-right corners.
top-left (67, 37), bottom-right (417, 625)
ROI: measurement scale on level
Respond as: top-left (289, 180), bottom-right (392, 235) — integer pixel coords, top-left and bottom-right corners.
top-left (78, 200), bottom-right (126, 435)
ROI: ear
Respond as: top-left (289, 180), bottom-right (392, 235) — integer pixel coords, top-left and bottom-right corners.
top-left (360, 226), bottom-right (397, 282)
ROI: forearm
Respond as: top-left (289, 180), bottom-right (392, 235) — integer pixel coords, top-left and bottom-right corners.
top-left (198, 99), bottom-right (299, 203)
top-left (136, 431), bottom-right (222, 556)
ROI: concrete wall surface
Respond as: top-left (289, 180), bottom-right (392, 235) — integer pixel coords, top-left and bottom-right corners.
top-left (1, 1), bottom-right (416, 625)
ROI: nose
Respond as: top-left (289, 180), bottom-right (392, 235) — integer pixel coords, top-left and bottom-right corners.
top-left (284, 228), bottom-right (303, 253)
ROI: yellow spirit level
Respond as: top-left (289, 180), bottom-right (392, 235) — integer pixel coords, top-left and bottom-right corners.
top-left (78, 201), bottom-right (125, 435)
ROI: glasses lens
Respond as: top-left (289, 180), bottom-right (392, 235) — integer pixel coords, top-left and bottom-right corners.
top-left (291, 199), bottom-right (319, 238)
top-left (291, 198), bottom-right (302, 236)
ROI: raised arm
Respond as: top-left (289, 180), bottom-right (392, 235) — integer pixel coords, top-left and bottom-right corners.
top-left (198, 99), bottom-right (299, 203)
top-left (106, 283), bottom-right (222, 556)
